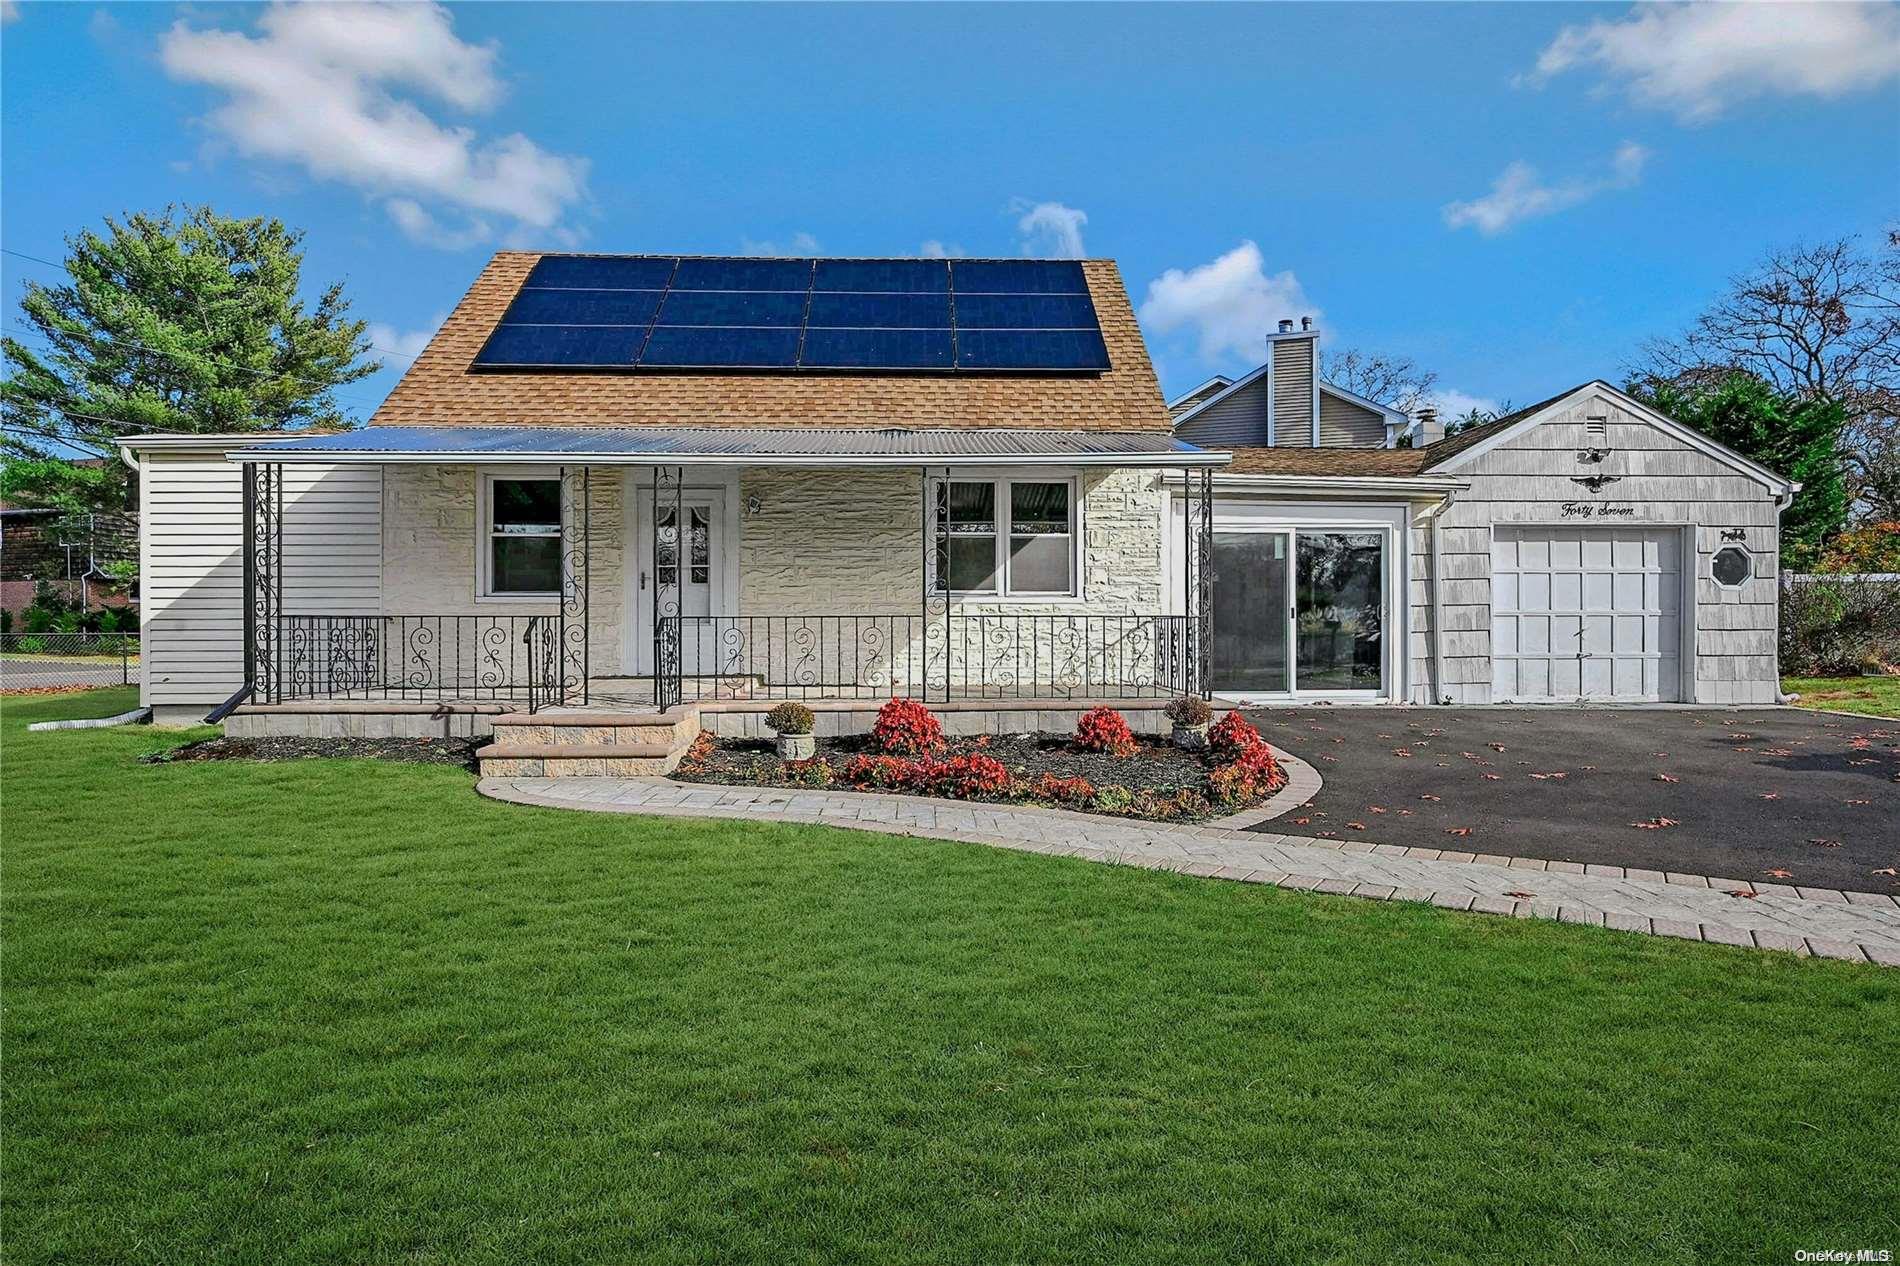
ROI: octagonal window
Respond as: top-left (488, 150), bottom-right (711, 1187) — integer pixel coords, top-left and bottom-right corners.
top-left (1711, 546), bottom-right (1752, 587)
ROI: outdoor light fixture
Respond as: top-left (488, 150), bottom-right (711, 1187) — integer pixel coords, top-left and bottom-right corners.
top-left (745, 494), bottom-right (763, 516)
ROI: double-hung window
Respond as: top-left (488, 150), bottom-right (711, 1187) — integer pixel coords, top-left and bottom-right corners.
top-left (482, 474), bottom-right (562, 597)
top-left (936, 477), bottom-right (1076, 596)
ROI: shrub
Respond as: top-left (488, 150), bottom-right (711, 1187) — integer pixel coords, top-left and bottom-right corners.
top-left (1164, 696), bottom-right (1213, 726)
top-left (765, 701), bottom-right (815, 735)
top-left (1780, 575), bottom-right (1900, 675)
top-left (780, 756), bottom-right (834, 787)
top-left (1208, 743), bottom-right (1283, 807)
top-left (1091, 784), bottom-right (1135, 814)
top-left (871, 698), bottom-right (942, 755)
top-left (1207, 711), bottom-right (1263, 757)
top-left (674, 732), bottom-right (717, 774)
top-left (844, 754), bottom-right (919, 790)
top-left (1031, 772), bottom-right (1096, 804)
top-left (1074, 707), bottom-right (1137, 757)
top-left (937, 752), bottom-right (1010, 798)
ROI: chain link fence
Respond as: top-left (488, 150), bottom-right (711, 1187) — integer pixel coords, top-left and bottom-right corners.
top-left (0, 632), bottom-right (141, 692)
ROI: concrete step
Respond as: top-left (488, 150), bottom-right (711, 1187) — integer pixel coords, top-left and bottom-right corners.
top-left (477, 741), bottom-right (685, 778)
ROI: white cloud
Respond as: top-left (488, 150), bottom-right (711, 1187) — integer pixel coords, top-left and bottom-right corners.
top-left (738, 231), bottom-right (822, 257)
top-left (159, 2), bottom-right (589, 249)
top-left (1, 2), bottom-right (20, 25)
top-left (1011, 200), bottom-right (1088, 258)
top-left (1425, 388), bottom-right (1501, 421)
top-left (1137, 241), bottom-right (1317, 366)
top-left (365, 311), bottom-right (447, 364)
top-left (1443, 141), bottom-right (1650, 236)
top-left (916, 239), bottom-right (966, 259)
top-left (1526, 1), bottom-right (1900, 122)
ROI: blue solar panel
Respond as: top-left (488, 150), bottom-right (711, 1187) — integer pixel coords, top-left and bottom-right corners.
top-left (806, 292), bottom-right (952, 329)
top-left (812, 259), bottom-right (950, 293)
top-left (951, 260), bottom-right (1087, 295)
top-left (639, 325), bottom-right (801, 368)
top-left (656, 290), bottom-right (808, 327)
top-left (474, 324), bottom-right (647, 368)
top-left (952, 293), bottom-right (1098, 330)
top-left (956, 329), bottom-right (1109, 371)
top-left (474, 256), bottom-right (1109, 373)
top-left (801, 328), bottom-right (953, 369)
top-left (526, 256), bottom-right (677, 290)
top-left (671, 258), bottom-right (812, 291)
top-left (504, 288), bottom-right (665, 326)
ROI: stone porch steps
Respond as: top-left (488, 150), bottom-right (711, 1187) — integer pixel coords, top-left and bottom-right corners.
top-left (479, 708), bottom-right (700, 778)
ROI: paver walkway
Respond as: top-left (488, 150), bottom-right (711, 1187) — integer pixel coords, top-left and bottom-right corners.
top-left (479, 776), bottom-right (1900, 966)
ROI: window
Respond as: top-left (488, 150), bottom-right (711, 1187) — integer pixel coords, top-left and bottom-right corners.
top-left (935, 477), bottom-right (1075, 596)
top-left (484, 475), bottom-right (561, 596)
top-left (657, 504), bottom-right (711, 589)
top-left (1711, 545), bottom-right (1751, 587)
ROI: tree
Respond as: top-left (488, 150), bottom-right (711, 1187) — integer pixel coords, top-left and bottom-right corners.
top-left (1, 206), bottom-right (379, 512)
top-left (1633, 373), bottom-right (1849, 570)
top-left (1631, 229), bottom-right (1900, 502)
top-left (1857, 442), bottom-right (1900, 522)
top-left (1319, 347), bottom-right (1438, 415)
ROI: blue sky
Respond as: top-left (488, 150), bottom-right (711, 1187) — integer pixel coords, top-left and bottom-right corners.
top-left (3, 1), bottom-right (1897, 423)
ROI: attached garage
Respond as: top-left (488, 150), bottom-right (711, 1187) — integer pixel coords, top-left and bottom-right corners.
top-left (1491, 525), bottom-right (1684, 702)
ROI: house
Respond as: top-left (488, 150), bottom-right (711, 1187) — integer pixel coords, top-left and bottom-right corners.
top-left (1172, 319), bottom-right (1796, 705)
top-left (119, 253), bottom-right (1226, 754)
top-left (118, 252), bottom-right (1796, 773)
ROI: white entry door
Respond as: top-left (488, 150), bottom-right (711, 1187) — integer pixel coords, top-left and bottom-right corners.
top-left (1492, 526), bottom-right (1681, 702)
top-left (629, 487), bottom-right (724, 675)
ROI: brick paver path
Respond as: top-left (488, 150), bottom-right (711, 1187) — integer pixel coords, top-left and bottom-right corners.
top-left (478, 777), bottom-right (1900, 966)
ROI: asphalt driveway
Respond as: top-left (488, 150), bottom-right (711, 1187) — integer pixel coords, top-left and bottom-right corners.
top-left (1242, 706), bottom-right (1900, 894)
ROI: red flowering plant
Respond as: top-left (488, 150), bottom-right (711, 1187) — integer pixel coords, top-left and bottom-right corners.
top-left (1206, 711), bottom-right (1263, 758)
top-left (936, 752), bottom-right (1010, 798)
top-left (1031, 772), bottom-right (1096, 804)
top-left (870, 698), bottom-right (943, 755)
top-left (1073, 706), bottom-right (1138, 757)
top-left (1207, 741), bottom-right (1283, 807)
top-left (842, 751), bottom-right (1009, 799)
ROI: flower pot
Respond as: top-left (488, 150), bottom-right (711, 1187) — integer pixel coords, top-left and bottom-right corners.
top-left (1172, 722), bottom-right (1210, 752)
top-left (776, 733), bottom-right (816, 761)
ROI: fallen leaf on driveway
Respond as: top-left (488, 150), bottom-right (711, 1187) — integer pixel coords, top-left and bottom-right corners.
top-left (1291, 817), bottom-right (1310, 825)
top-left (1504, 890), bottom-right (1535, 900)
top-left (1487, 742), bottom-right (1506, 752)
top-left (1316, 830), bottom-right (1339, 839)
top-left (1873, 867), bottom-right (1898, 876)
top-left (1482, 774), bottom-right (1502, 781)
top-left (1808, 838), bottom-right (1842, 848)
top-left (1320, 755), bottom-right (1338, 763)
top-left (1764, 868), bottom-right (1795, 879)
top-left (1654, 773), bottom-right (1679, 783)
top-left (1727, 890), bottom-right (1758, 899)
top-left (1393, 748), bottom-right (1413, 757)
top-left (1630, 817), bottom-right (1680, 830)
top-left (1845, 799), bottom-right (1870, 805)
top-left (1445, 827), bottom-right (1474, 837)
top-left (1398, 809), bottom-right (1415, 816)
top-left (1419, 794), bottom-right (1441, 802)
top-left (1346, 821), bottom-right (1367, 830)
top-left (1368, 806), bottom-right (1388, 813)
top-left (1759, 792), bottom-right (1781, 801)
top-left (1651, 752), bottom-right (1669, 758)
top-left (1761, 747), bottom-right (1794, 756)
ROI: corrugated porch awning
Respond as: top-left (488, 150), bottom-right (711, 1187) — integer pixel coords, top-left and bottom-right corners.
top-left (226, 426), bottom-right (1229, 467)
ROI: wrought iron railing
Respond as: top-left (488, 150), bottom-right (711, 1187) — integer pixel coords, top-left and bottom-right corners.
top-left (660, 613), bottom-right (1193, 706)
top-left (276, 615), bottom-right (562, 709)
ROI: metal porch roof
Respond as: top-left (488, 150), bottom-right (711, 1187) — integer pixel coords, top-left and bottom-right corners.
top-left (226, 426), bottom-right (1230, 467)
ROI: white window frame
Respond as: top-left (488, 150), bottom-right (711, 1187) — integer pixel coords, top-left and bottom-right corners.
top-left (477, 470), bottom-right (563, 602)
top-left (1710, 544), bottom-right (1753, 589)
top-left (932, 473), bottom-right (1082, 599)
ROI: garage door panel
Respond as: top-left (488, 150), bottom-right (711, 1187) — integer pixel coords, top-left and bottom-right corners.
top-left (1492, 525), bottom-right (1682, 702)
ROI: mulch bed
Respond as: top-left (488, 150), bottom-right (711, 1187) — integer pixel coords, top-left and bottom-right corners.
top-left (145, 736), bottom-right (482, 768)
top-left (674, 732), bottom-right (1281, 823)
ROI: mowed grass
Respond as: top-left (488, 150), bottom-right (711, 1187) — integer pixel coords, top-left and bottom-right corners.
top-left (4, 690), bottom-right (1897, 1264)
top-left (1785, 675), bottom-right (1900, 719)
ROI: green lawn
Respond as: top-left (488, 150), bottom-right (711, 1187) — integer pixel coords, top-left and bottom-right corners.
top-left (1784, 675), bottom-right (1900, 719)
top-left (5, 689), bottom-right (1896, 1264)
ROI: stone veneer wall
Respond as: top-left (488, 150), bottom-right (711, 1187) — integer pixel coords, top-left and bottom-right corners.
top-left (382, 464), bottom-right (626, 675)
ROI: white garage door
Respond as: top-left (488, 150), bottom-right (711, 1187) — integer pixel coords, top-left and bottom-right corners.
top-left (1492, 526), bottom-right (1682, 702)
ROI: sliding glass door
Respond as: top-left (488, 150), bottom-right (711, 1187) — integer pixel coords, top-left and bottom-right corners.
top-left (1207, 527), bottom-right (1387, 697)
top-left (1294, 531), bottom-right (1385, 693)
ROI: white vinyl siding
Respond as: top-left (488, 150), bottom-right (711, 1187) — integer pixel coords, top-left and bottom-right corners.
top-left (1270, 338), bottom-right (1314, 447)
top-left (1173, 375), bottom-right (1269, 447)
top-left (138, 449), bottom-right (381, 713)
top-left (1317, 392), bottom-right (1388, 446)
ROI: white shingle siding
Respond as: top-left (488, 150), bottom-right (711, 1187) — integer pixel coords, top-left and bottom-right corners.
top-left (1409, 391), bottom-right (1784, 704)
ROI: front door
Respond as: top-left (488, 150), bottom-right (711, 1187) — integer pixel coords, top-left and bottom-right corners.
top-left (629, 487), bottom-right (724, 675)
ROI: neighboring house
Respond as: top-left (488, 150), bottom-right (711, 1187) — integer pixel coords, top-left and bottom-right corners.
top-left (1173, 320), bottom-right (1797, 705)
top-left (0, 501), bottom-right (138, 618)
top-left (119, 251), bottom-right (1795, 739)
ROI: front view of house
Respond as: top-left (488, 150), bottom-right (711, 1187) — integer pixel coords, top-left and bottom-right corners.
top-left (122, 251), bottom-right (1796, 743)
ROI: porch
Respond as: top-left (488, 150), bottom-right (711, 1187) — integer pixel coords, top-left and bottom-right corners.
top-left (222, 427), bottom-right (1221, 726)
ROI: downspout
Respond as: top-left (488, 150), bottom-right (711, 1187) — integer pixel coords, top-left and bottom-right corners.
top-left (1773, 481), bottom-right (1801, 704)
top-left (1421, 489), bottom-right (1457, 705)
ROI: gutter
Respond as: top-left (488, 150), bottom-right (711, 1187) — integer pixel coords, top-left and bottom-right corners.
top-left (1773, 480), bottom-right (1802, 703)
top-left (1413, 489), bottom-right (1459, 705)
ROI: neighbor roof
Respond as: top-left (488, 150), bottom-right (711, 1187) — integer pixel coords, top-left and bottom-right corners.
top-left (1222, 446), bottom-right (1433, 478)
top-left (371, 253), bottom-right (1170, 432)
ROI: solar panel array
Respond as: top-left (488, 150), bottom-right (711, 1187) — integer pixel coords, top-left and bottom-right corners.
top-left (472, 256), bottom-right (1111, 373)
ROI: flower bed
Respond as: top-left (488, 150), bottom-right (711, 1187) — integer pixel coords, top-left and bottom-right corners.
top-left (672, 700), bottom-right (1286, 823)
